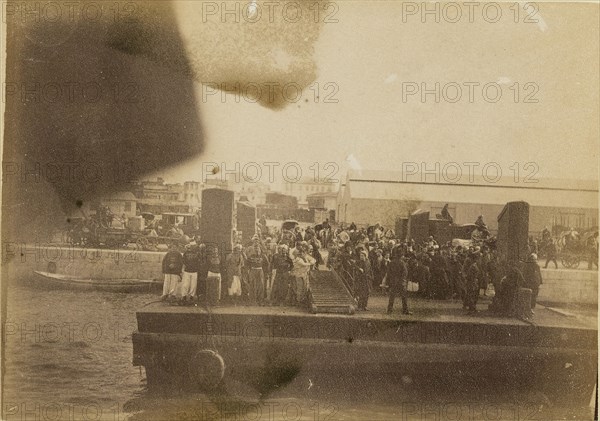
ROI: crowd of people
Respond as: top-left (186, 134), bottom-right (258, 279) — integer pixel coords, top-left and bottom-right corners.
top-left (161, 232), bottom-right (322, 307)
top-left (159, 217), bottom-right (593, 318)
top-left (324, 224), bottom-right (541, 316)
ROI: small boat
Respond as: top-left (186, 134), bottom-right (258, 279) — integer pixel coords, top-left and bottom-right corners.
top-left (32, 271), bottom-right (163, 293)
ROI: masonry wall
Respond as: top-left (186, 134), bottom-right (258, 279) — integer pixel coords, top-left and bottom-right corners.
top-left (4, 245), bottom-right (164, 282)
top-left (3, 246), bottom-right (597, 306)
top-left (538, 268), bottom-right (598, 305)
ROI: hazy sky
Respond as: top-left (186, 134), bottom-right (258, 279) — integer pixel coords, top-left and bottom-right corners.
top-left (153, 1), bottom-right (599, 186)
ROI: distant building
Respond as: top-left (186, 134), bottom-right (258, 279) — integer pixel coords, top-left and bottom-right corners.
top-left (237, 182), bottom-right (271, 205)
top-left (204, 178), bottom-right (230, 190)
top-left (265, 192), bottom-right (298, 208)
top-left (337, 170), bottom-right (598, 235)
top-left (99, 191), bottom-right (137, 219)
top-left (132, 178), bottom-right (201, 214)
top-left (307, 191), bottom-right (338, 210)
top-left (258, 192), bottom-right (297, 219)
top-left (283, 177), bottom-right (337, 207)
top-left (182, 181), bottom-right (202, 207)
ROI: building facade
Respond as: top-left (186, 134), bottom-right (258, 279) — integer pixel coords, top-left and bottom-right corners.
top-left (307, 192), bottom-right (338, 211)
top-left (337, 170), bottom-right (598, 235)
top-left (132, 177), bottom-right (201, 214)
top-left (99, 192), bottom-right (137, 219)
top-left (283, 177), bottom-right (337, 207)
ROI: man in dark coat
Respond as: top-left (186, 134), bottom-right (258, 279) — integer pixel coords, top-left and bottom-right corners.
top-left (181, 243), bottom-right (202, 303)
top-left (587, 232), bottom-right (598, 270)
top-left (464, 251), bottom-right (480, 314)
top-left (271, 245), bottom-right (293, 305)
top-left (355, 250), bottom-right (373, 311)
top-left (544, 240), bottom-right (559, 269)
top-left (522, 253), bottom-right (543, 312)
top-left (161, 243), bottom-right (183, 299)
top-left (386, 249), bottom-right (411, 315)
top-left (429, 249), bottom-right (450, 299)
top-left (245, 236), bottom-right (268, 305)
top-left (371, 249), bottom-right (387, 291)
top-left (447, 253), bottom-right (464, 300)
top-left (490, 265), bottom-right (525, 316)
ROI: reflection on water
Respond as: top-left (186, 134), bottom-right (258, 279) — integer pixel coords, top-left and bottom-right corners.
top-left (3, 282), bottom-right (595, 420)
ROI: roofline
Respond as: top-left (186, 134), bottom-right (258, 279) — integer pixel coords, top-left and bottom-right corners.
top-left (348, 178), bottom-right (598, 193)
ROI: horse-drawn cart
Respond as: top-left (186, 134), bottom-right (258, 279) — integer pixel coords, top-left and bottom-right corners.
top-left (66, 224), bottom-right (187, 251)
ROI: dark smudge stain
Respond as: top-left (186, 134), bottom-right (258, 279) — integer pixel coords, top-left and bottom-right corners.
top-left (106, 0), bottom-right (325, 110)
top-left (3, 0), bottom-right (204, 239)
top-left (105, 19), bottom-right (150, 57)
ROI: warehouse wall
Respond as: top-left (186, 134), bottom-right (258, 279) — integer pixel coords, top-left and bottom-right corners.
top-left (339, 198), bottom-right (597, 236)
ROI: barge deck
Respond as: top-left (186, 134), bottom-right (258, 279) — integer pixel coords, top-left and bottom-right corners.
top-left (133, 295), bottom-right (597, 407)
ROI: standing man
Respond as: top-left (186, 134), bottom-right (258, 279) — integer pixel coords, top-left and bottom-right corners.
top-left (479, 247), bottom-right (491, 296)
top-left (464, 250), bottom-right (481, 314)
top-left (355, 250), bottom-right (373, 311)
top-left (587, 232), bottom-right (598, 270)
top-left (271, 244), bottom-right (293, 305)
top-left (522, 253), bottom-right (543, 314)
top-left (322, 219), bottom-right (331, 248)
top-left (429, 248), bottom-right (450, 299)
top-left (544, 240), bottom-right (559, 269)
top-left (206, 245), bottom-right (222, 304)
top-left (259, 215), bottom-right (267, 233)
top-left (161, 243), bottom-right (183, 300)
top-left (263, 237), bottom-right (276, 301)
top-left (226, 244), bottom-right (244, 303)
top-left (181, 244), bottom-right (201, 304)
top-left (245, 235), bottom-right (267, 305)
top-left (386, 249), bottom-right (412, 315)
top-left (447, 252), bottom-right (464, 300)
top-left (290, 245), bottom-right (316, 306)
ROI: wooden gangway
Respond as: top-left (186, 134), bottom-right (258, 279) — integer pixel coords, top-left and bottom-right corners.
top-left (308, 269), bottom-right (356, 314)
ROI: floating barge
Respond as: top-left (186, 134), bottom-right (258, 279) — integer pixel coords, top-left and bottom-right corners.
top-left (132, 271), bottom-right (597, 408)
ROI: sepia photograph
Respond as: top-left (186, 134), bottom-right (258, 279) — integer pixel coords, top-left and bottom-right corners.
top-left (1, 0), bottom-right (598, 419)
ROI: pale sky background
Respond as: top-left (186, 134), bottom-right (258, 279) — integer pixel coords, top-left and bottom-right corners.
top-left (151, 1), bottom-right (599, 186)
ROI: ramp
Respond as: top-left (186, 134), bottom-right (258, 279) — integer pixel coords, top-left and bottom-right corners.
top-left (308, 270), bottom-right (356, 314)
